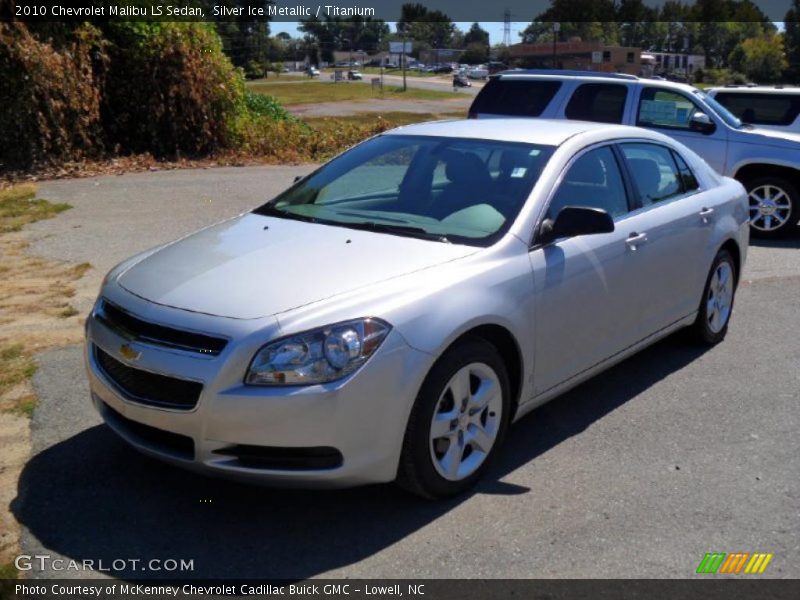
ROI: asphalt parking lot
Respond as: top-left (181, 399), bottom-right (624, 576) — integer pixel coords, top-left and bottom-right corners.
top-left (11, 167), bottom-right (800, 579)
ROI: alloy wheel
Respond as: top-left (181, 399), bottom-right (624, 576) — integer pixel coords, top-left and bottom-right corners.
top-left (749, 184), bottom-right (792, 232)
top-left (706, 261), bottom-right (734, 334)
top-left (429, 362), bottom-right (502, 482)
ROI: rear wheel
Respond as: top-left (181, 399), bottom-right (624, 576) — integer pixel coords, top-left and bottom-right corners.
top-left (745, 176), bottom-right (798, 238)
top-left (396, 338), bottom-right (511, 499)
top-left (691, 250), bottom-right (737, 345)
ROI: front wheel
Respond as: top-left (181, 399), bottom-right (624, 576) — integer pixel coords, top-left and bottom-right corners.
top-left (745, 176), bottom-right (798, 238)
top-left (691, 249), bottom-right (738, 345)
top-left (396, 338), bottom-right (511, 499)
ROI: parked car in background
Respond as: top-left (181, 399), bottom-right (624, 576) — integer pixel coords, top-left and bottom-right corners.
top-left (347, 70), bottom-right (363, 81)
top-left (467, 67), bottom-right (489, 80)
top-left (86, 119), bottom-right (747, 498)
top-left (708, 86), bottom-right (800, 134)
top-left (469, 70), bottom-right (800, 237)
top-left (305, 66), bottom-right (320, 77)
top-left (453, 74), bottom-right (472, 88)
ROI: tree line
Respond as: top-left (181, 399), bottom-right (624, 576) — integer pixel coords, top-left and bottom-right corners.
top-left (217, 0), bottom-right (800, 83)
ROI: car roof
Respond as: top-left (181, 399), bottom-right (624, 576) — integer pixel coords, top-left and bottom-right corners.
top-left (494, 69), bottom-right (699, 93)
top-left (709, 86), bottom-right (800, 94)
top-left (385, 118), bottom-right (654, 146)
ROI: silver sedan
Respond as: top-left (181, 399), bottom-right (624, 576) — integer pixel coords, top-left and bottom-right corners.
top-left (85, 119), bottom-right (749, 498)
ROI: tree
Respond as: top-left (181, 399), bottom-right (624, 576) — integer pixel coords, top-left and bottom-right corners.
top-left (397, 3), bottom-right (456, 51)
top-left (729, 34), bottom-right (787, 82)
top-left (520, 0), bottom-right (620, 45)
top-left (785, 0), bottom-right (800, 79)
top-left (463, 23), bottom-right (490, 48)
top-left (212, 1), bottom-right (272, 69)
top-left (299, 15), bottom-right (389, 62)
top-left (461, 42), bottom-right (489, 65)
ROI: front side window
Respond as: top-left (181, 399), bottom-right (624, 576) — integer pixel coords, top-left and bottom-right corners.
top-left (257, 135), bottom-right (555, 246)
top-left (565, 83), bottom-right (628, 124)
top-left (619, 143), bottom-right (683, 205)
top-left (548, 146), bottom-right (629, 219)
top-left (637, 88), bottom-right (700, 130)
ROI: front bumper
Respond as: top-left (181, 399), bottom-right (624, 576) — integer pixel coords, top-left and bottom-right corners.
top-left (85, 299), bottom-right (432, 488)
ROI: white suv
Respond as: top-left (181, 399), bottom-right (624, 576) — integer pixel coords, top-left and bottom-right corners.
top-left (708, 86), bottom-right (800, 134)
top-left (470, 70), bottom-right (800, 237)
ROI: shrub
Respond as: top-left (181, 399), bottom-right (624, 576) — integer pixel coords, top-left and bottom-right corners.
top-left (101, 22), bottom-right (245, 158)
top-left (243, 91), bottom-right (294, 122)
top-left (0, 23), bottom-right (107, 169)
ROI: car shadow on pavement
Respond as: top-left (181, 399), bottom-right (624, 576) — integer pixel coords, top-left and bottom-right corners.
top-left (11, 333), bottom-right (707, 580)
top-left (748, 229), bottom-right (800, 248)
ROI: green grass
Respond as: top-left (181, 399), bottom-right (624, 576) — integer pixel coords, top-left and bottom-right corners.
top-left (246, 80), bottom-right (460, 105)
top-left (0, 344), bottom-right (37, 398)
top-left (0, 184), bottom-right (71, 233)
top-left (0, 561), bottom-right (20, 579)
top-left (305, 111), bottom-right (466, 131)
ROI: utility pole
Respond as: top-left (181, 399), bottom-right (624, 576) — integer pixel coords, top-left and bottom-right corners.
top-left (401, 30), bottom-right (407, 91)
top-left (552, 22), bottom-right (560, 69)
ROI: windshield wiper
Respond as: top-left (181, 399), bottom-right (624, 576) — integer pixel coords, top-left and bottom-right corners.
top-left (254, 204), bottom-right (321, 224)
top-left (339, 221), bottom-right (450, 243)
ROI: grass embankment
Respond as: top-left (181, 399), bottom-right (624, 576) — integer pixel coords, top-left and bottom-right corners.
top-left (0, 184), bottom-right (90, 580)
top-left (0, 184), bottom-right (88, 416)
top-left (246, 80), bottom-right (460, 105)
top-left (304, 111), bottom-right (466, 131)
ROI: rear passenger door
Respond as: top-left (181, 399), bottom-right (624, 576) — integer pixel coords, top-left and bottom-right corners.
top-left (616, 142), bottom-right (716, 331)
top-left (560, 82), bottom-right (631, 124)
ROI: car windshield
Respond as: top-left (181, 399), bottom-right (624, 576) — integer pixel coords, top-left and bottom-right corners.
top-left (254, 134), bottom-right (555, 246)
top-left (693, 90), bottom-right (743, 129)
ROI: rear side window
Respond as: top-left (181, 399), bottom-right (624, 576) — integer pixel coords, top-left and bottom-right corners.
top-left (713, 92), bottom-right (800, 126)
top-left (470, 79), bottom-right (562, 117)
top-left (619, 143), bottom-right (683, 206)
top-left (565, 83), bottom-right (628, 124)
top-left (671, 151), bottom-right (699, 192)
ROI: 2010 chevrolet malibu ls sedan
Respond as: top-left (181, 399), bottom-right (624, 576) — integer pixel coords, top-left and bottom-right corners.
top-left (85, 119), bottom-right (749, 498)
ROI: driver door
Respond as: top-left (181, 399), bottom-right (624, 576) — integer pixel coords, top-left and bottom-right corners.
top-left (529, 145), bottom-right (652, 396)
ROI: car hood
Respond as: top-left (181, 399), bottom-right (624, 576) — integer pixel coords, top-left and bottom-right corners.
top-left (117, 214), bottom-right (478, 319)
top-left (733, 125), bottom-right (800, 149)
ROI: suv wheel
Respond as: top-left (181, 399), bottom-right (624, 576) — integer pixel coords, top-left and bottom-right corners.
top-left (745, 176), bottom-right (798, 238)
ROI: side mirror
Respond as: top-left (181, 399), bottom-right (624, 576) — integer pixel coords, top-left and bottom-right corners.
top-left (689, 111), bottom-right (716, 134)
top-left (538, 206), bottom-right (614, 245)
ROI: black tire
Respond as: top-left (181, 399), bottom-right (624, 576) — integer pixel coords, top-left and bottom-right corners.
top-left (691, 249), bottom-right (738, 345)
top-left (744, 176), bottom-right (798, 238)
top-left (396, 337), bottom-right (512, 499)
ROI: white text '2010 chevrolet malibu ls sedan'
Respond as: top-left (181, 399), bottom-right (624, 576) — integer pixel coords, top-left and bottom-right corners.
top-left (85, 119), bottom-right (748, 498)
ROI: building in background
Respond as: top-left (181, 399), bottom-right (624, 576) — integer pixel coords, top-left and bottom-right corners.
top-left (641, 52), bottom-right (706, 80)
top-left (508, 41), bottom-right (642, 75)
top-left (419, 48), bottom-right (465, 65)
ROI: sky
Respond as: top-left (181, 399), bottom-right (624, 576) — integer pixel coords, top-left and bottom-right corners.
top-left (269, 21), bottom-right (531, 47)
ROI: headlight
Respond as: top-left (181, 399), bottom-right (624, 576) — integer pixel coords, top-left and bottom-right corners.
top-left (245, 318), bottom-right (392, 386)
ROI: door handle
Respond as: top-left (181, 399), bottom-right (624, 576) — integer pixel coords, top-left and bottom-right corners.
top-left (699, 207), bottom-right (715, 223)
top-left (625, 232), bottom-right (648, 250)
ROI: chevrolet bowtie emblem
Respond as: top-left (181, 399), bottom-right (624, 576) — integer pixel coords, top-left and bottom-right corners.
top-left (119, 344), bottom-right (141, 362)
